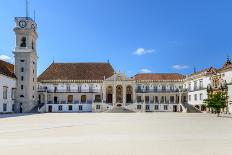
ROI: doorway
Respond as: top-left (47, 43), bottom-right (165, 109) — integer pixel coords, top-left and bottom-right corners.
top-left (173, 105), bottom-right (177, 112)
top-left (48, 105), bottom-right (53, 112)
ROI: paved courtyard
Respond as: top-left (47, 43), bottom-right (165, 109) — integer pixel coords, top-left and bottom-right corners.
top-left (0, 113), bottom-right (232, 155)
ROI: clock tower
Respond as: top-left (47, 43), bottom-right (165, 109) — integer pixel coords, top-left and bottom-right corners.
top-left (13, 17), bottom-right (38, 113)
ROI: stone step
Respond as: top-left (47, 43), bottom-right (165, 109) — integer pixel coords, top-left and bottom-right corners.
top-left (105, 106), bottom-right (135, 113)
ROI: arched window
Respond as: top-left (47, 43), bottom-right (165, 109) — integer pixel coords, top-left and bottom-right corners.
top-left (20, 95), bottom-right (24, 98)
top-left (20, 37), bottom-right (27, 47)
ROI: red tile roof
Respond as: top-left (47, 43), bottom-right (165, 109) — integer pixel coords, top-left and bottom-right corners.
top-left (133, 73), bottom-right (185, 81)
top-left (0, 60), bottom-right (16, 78)
top-left (38, 62), bottom-right (114, 82)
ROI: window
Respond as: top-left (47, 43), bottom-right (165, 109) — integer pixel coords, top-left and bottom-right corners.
top-left (164, 105), bottom-right (168, 110)
top-left (155, 105), bottom-right (159, 110)
top-left (194, 94), bottom-right (197, 101)
top-left (67, 95), bottom-right (73, 103)
top-left (137, 105), bottom-right (142, 110)
top-left (33, 61), bottom-right (35, 64)
top-left (145, 85), bottom-right (149, 91)
top-left (145, 96), bottom-right (149, 103)
top-left (162, 85), bottom-right (166, 91)
top-left (11, 88), bottom-right (16, 100)
top-left (20, 37), bottom-right (26, 47)
top-left (189, 95), bottom-right (191, 101)
top-left (21, 67), bottom-right (24, 72)
top-left (96, 105), bottom-right (101, 110)
top-left (153, 85), bottom-right (158, 91)
top-left (21, 76), bottom-right (24, 81)
top-left (146, 105), bottom-right (150, 110)
top-left (20, 60), bottom-right (25, 62)
top-left (67, 85), bottom-right (71, 92)
top-left (137, 85), bottom-right (142, 91)
top-left (33, 69), bottom-right (35, 74)
top-left (155, 96), bottom-right (159, 103)
top-left (161, 96), bottom-right (165, 103)
top-left (79, 105), bottom-right (83, 111)
top-left (194, 81), bottom-right (198, 90)
top-left (3, 86), bottom-right (7, 99)
top-left (200, 93), bottom-right (203, 100)
top-left (21, 85), bottom-right (24, 90)
top-left (33, 78), bottom-right (34, 82)
top-left (78, 85), bottom-right (81, 92)
top-left (54, 86), bottom-right (57, 92)
top-left (170, 96), bottom-right (175, 103)
top-left (68, 105), bottom-right (73, 111)
top-left (170, 85), bottom-right (174, 91)
top-left (137, 96), bottom-right (142, 102)
top-left (81, 95), bottom-right (86, 103)
top-left (3, 103), bottom-right (7, 112)
top-left (33, 86), bottom-right (35, 91)
top-left (20, 95), bottom-right (24, 98)
top-left (199, 80), bottom-right (203, 89)
top-left (58, 105), bottom-right (63, 111)
top-left (188, 83), bottom-right (191, 91)
top-left (95, 95), bottom-right (101, 102)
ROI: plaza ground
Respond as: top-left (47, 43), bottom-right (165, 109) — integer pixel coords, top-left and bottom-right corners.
top-left (0, 113), bottom-right (232, 155)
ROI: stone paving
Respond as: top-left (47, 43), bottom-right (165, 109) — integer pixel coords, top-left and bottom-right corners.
top-left (0, 113), bottom-right (231, 155)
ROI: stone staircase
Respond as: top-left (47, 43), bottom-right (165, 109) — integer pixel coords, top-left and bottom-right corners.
top-left (105, 106), bottom-right (135, 113)
top-left (181, 102), bottom-right (201, 113)
top-left (30, 103), bottom-right (45, 113)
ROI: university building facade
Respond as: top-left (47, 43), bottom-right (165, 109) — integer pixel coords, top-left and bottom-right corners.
top-left (0, 16), bottom-right (232, 113)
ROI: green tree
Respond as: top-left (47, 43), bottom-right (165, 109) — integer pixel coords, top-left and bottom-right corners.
top-left (204, 92), bottom-right (228, 117)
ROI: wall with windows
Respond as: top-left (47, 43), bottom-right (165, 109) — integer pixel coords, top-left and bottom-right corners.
top-left (38, 83), bottom-right (102, 93)
top-left (136, 82), bottom-right (183, 92)
top-left (0, 75), bottom-right (16, 113)
top-left (184, 74), bottom-right (210, 108)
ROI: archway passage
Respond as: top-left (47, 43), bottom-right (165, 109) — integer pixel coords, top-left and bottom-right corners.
top-left (116, 85), bottom-right (123, 103)
top-left (126, 86), bottom-right (133, 103)
top-left (106, 86), bottom-right (113, 103)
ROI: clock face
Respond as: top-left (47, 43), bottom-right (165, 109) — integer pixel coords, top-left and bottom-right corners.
top-left (19, 21), bottom-right (27, 28)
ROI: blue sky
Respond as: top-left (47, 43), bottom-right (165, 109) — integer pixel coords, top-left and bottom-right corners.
top-left (0, 0), bottom-right (232, 76)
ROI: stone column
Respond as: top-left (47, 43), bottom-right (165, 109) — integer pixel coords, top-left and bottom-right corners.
top-left (113, 85), bottom-right (116, 106)
top-left (123, 85), bottom-right (126, 106)
top-left (102, 85), bottom-right (106, 103)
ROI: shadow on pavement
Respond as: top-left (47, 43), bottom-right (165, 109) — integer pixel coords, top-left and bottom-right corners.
top-left (0, 113), bottom-right (43, 119)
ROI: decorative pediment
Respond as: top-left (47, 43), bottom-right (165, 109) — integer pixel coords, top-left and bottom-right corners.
top-left (105, 72), bottom-right (132, 81)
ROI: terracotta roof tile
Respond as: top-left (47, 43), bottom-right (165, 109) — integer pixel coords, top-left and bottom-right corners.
top-left (38, 62), bottom-right (114, 82)
top-left (0, 60), bottom-right (16, 78)
top-left (133, 73), bottom-right (185, 81)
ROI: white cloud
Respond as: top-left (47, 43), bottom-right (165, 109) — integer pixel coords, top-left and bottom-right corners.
top-left (172, 65), bottom-right (189, 70)
top-left (140, 69), bottom-right (152, 73)
top-left (0, 54), bottom-right (12, 62)
top-left (134, 48), bottom-right (155, 56)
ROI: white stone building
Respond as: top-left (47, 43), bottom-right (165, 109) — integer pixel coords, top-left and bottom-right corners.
top-left (0, 60), bottom-right (16, 113)
top-left (1, 15), bottom-right (232, 114)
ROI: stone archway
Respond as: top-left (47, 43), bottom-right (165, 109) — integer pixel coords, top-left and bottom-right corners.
top-left (126, 85), bottom-right (133, 103)
top-left (106, 86), bottom-right (113, 103)
top-left (116, 85), bottom-right (123, 103)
